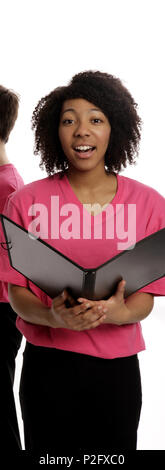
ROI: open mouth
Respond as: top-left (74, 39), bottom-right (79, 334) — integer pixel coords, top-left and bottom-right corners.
top-left (73, 146), bottom-right (96, 158)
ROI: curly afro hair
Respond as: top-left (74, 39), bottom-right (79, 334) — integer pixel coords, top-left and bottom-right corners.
top-left (31, 70), bottom-right (142, 177)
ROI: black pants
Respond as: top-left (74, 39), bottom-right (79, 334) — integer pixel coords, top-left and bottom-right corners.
top-left (0, 302), bottom-right (22, 451)
top-left (20, 343), bottom-right (142, 453)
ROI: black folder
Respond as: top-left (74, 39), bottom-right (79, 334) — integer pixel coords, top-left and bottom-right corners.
top-left (1, 214), bottom-right (165, 300)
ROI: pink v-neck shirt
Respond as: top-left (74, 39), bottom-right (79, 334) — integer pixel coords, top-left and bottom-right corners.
top-left (1, 172), bottom-right (165, 359)
top-left (0, 164), bottom-right (24, 302)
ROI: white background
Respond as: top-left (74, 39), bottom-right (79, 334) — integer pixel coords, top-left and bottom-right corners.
top-left (1, 0), bottom-right (165, 450)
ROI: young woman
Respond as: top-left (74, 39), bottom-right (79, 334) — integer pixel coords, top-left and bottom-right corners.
top-left (1, 71), bottom-right (165, 453)
top-left (0, 85), bottom-right (24, 450)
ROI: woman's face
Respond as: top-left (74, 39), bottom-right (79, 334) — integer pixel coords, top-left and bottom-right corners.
top-left (58, 98), bottom-right (111, 172)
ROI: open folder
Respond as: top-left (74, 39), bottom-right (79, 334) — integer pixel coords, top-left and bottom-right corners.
top-left (0, 214), bottom-right (165, 300)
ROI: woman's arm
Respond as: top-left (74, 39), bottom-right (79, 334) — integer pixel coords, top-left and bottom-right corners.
top-left (8, 284), bottom-right (54, 327)
top-left (77, 280), bottom-right (154, 326)
top-left (8, 284), bottom-right (106, 330)
top-left (124, 290), bottom-right (154, 324)
top-left (105, 280), bottom-right (154, 325)
top-left (8, 281), bottom-right (154, 330)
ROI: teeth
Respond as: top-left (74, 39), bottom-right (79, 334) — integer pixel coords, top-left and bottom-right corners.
top-left (75, 146), bottom-right (93, 151)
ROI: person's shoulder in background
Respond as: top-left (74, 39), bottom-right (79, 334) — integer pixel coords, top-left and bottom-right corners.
top-left (0, 163), bottom-right (24, 212)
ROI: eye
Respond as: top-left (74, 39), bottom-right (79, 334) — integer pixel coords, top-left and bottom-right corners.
top-left (62, 119), bottom-right (74, 125)
top-left (91, 118), bottom-right (103, 123)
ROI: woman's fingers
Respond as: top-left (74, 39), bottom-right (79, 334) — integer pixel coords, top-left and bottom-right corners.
top-left (77, 312), bottom-right (106, 330)
top-left (77, 297), bottom-right (95, 306)
top-left (108, 280), bottom-right (126, 302)
top-left (65, 290), bottom-right (77, 307)
top-left (52, 290), bottom-right (91, 316)
top-left (88, 314), bottom-right (106, 329)
top-left (75, 306), bottom-right (106, 325)
top-left (73, 301), bottom-right (91, 315)
top-left (52, 289), bottom-right (68, 309)
top-left (51, 290), bottom-right (107, 331)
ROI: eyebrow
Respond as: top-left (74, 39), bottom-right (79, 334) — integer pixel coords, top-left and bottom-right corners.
top-left (61, 107), bottom-right (102, 115)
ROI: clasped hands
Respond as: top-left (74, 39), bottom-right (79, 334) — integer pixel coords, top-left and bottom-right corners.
top-left (50, 280), bottom-right (130, 331)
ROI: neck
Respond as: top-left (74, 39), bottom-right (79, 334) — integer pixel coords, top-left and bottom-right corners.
top-left (66, 163), bottom-right (112, 191)
top-left (0, 141), bottom-right (10, 166)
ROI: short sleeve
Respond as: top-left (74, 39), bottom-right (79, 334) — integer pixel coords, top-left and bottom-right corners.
top-left (138, 189), bottom-right (165, 296)
top-left (0, 194), bottom-right (28, 287)
top-left (0, 164), bottom-right (24, 210)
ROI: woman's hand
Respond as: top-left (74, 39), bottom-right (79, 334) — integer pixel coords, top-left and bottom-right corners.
top-left (50, 289), bottom-right (107, 331)
top-left (77, 280), bottom-right (130, 326)
top-left (77, 280), bottom-right (154, 326)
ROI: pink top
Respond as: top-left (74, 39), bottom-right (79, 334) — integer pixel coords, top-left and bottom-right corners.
top-left (0, 164), bottom-right (24, 302)
top-left (0, 171), bottom-right (165, 359)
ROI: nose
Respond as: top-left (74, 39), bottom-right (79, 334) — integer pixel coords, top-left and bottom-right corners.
top-left (74, 120), bottom-right (90, 137)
